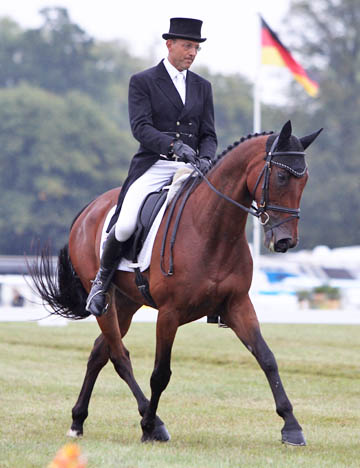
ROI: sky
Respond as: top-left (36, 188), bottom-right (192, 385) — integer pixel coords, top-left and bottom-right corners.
top-left (0, 0), bottom-right (291, 82)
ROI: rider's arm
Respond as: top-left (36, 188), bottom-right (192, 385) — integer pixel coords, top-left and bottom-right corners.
top-left (128, 73), bottom-right (174, 156)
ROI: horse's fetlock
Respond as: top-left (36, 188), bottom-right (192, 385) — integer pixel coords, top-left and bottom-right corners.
top-left (141, 416), bottom-right (154, 433)
top-left (72, 407), bottom-right (88, 424)
top-left (277, 401), bottom-right (294, 419)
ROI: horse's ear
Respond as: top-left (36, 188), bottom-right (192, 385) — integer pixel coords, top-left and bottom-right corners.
top-left (278, 120), bottom-right (292, 146)
top-left (300, 128), bottom-right (323, 150)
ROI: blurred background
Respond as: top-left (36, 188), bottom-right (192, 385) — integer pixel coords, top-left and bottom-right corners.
top-left (0, 0), bottom-right (359, 319)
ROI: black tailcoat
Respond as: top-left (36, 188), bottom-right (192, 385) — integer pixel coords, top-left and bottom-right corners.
top-left (108, 59), bottom-right (217, 230)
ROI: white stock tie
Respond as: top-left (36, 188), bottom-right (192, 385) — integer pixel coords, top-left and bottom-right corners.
top-left (175, 72), bottom-right (186, 104)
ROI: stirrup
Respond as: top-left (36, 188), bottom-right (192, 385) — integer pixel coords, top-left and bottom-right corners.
top-left (85, 286), bottom-right (109, 316)
top-left (218, 316), bottom-right (228, 328)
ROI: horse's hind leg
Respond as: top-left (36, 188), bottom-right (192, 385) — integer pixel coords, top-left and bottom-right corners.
top-left (68, 334), bottom-right (109, 437)
top-left (68, 291), bottom-right (142, 438)
top-left (225, 296), bottom-right (306, 446)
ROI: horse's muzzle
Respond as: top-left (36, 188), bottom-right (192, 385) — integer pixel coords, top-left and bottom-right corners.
top-left (264, 225), bottom-right (298, 253)
top-left (274, 238), bottom-right (295, 253)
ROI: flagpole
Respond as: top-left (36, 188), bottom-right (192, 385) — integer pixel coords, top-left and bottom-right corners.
top-left (252, 14), bottom-right (262, 265)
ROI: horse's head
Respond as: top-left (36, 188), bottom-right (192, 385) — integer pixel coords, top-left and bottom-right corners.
top-left (248, 121), bottom-right (322, 253)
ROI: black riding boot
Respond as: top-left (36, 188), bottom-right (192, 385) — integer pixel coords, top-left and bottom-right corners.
top-left (86, 227), bottom-right (124, 317)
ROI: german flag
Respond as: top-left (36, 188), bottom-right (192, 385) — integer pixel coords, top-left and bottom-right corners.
top-left (261, 16), bottom-right (319, 97)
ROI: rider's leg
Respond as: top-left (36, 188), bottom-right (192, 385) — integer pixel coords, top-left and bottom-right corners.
top-left (85, 176), bottom-right (151, 317)
top-left (86, 160), bottom-right (188, 317)
top-left (85, 226), bottom-right (124, 317)
top-left (115, 160), bottom-right (188, 242)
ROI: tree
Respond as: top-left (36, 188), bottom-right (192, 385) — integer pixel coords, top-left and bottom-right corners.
top-left (283, 0), bottom-right (360, 248)
top-left (0, 85), bottom-right (135, 254)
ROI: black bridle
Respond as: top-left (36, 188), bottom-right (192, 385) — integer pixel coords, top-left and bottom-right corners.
top-left (191, 134), bottom-right (306, 229)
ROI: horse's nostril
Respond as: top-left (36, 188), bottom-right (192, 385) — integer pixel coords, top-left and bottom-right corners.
top-left (275, 238), bottom-right (292, 253)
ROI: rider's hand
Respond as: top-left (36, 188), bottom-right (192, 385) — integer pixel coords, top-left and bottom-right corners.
top-left (196, 157), bottom-right (212, 173)
top-left (170, 140), bottom-right (197, 164)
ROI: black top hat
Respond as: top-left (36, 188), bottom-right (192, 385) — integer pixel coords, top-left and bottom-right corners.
top-left (162, 17), bottom-right (206, 43)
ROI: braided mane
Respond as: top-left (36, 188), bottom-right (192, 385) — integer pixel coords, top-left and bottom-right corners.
top-left (214, 131), bottom-right (274, 165)
top-left (194, 130), bottom-right (274, 181)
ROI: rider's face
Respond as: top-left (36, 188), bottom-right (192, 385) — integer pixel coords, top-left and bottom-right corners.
top-left (166, 39), bottom-right (201, 71)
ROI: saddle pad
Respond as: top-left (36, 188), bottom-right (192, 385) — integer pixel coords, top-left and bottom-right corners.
top-left (100, 167), bottom-right (194, 272)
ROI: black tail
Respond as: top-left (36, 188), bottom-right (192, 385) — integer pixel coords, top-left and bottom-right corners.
top-left (27, 244), bottom-right (90, 320)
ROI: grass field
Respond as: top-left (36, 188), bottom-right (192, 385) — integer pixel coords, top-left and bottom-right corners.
top-left (0, 321), bottom-right (359, 467)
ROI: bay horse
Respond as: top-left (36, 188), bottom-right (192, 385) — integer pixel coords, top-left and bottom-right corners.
top-left (30, 121), bottom-right (322, 445)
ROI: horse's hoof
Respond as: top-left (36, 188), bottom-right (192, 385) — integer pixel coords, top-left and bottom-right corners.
top-left (141, 423), bottom-right (171, 443)
top-left (281, 429), bottom-right (306, 446)
top-left (67, 428), bottom-right (83, 438)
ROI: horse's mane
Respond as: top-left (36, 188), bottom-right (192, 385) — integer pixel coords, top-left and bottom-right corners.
top-left (205, 131), bottom-right (274, 176)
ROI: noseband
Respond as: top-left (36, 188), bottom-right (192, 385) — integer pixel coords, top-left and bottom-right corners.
top-left (192, 135), bottom-right (306, 228)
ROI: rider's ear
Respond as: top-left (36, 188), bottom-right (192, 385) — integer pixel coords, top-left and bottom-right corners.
top-left (277, 120), bottom-right (292, 146)
top-left (299, 128), bottom-right (323, 150)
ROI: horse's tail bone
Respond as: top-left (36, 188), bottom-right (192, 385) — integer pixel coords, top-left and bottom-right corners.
top-left (27, 243), bottom-right (90, 320)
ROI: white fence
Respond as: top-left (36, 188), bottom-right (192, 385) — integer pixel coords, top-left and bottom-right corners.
top-left (1, 274), bottom-right (360, 325)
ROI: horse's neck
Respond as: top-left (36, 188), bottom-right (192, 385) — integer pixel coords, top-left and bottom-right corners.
top-left (191, 142), bottom-right (259, 237)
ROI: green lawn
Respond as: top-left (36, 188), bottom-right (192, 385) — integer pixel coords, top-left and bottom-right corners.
top-left (0, 321), bottom-right (359, 467)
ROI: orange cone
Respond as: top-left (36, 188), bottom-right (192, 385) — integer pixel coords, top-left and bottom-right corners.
top-left (48, 443), bottom-right (87, 468)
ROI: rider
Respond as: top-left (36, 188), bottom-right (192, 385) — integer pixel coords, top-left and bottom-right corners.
top-left (86, 17), bottom-right (218, 317)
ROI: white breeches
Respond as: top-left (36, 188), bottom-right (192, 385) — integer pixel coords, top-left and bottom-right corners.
top-left (115, 159), bottom-right (191, 242)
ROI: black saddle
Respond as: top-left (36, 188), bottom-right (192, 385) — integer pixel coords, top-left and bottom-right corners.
top-left (123, 181), bottom-right (170, 262)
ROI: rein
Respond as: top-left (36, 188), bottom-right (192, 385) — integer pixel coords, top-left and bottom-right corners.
top-left (160, 135), bottom-right (306, 276)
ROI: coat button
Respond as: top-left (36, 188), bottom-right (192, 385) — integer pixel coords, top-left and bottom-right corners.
top-left (176, 133), bottom-right (180, 138)
top-left (188, 122), bottom-right (192, 126)
top-left (176, 121), bottom-right (180, 126)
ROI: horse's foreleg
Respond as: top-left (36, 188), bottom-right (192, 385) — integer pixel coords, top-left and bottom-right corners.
top-left (225, 296), bottom-right (306, 446)
top-left (140, 312), bottom-right (178, 442)
top-left (68, 334), bottom-right (109, 437)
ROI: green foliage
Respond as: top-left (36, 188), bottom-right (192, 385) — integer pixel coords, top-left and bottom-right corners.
top-left (0, 85), bottom-right (134, 254)
top-left (296, 284), bottom-right (341, 306)
top-left (313, 284), bottom-right (341, 300)
top-left (285, 0), bottom-right (360, 248)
